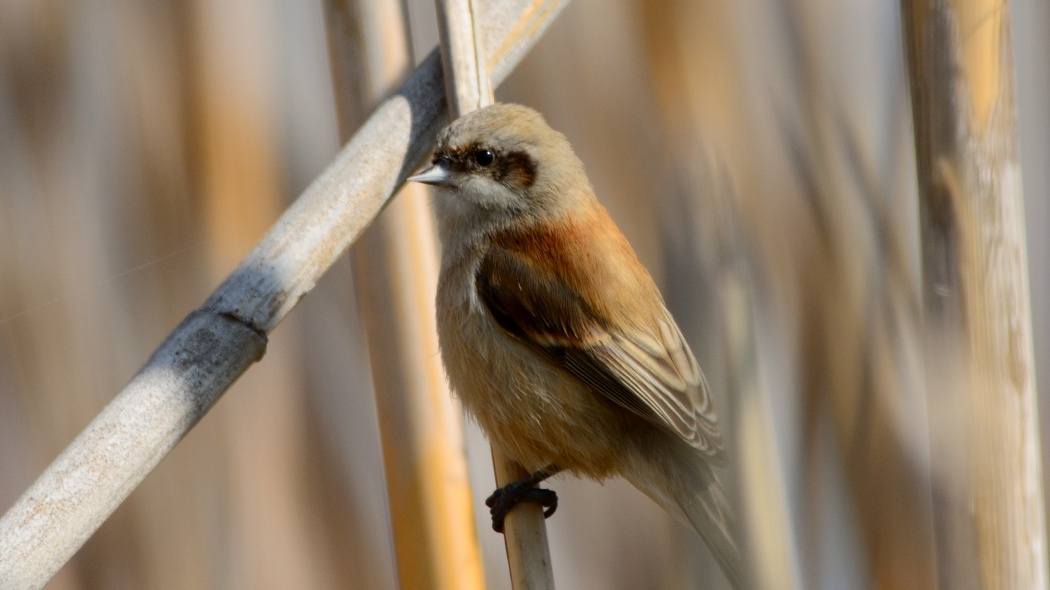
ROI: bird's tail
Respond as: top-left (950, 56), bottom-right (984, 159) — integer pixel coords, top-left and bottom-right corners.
top-left (621, 439), bottom-right (744, 589)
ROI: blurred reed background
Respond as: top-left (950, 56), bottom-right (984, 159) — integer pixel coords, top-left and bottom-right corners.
top-left (0, 0), bottom-right (1047, 588)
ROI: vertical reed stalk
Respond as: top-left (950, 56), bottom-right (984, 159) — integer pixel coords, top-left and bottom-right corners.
top-left (901, 0), bottom-right (1048, 588)
top-left (434, 0), bottom-right (556, 588)
top-left (322, 1), bottom-right (484, 588)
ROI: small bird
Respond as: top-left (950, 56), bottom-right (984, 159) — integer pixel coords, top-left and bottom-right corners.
top-left (410, 103), bottom-right (742, 588)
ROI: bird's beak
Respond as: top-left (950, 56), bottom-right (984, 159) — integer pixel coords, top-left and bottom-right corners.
top-left (408, 163), bottom-right (454, 187)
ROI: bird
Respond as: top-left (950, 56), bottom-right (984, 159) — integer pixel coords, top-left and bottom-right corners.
top-left (409, 103), bottom-right (742, 588)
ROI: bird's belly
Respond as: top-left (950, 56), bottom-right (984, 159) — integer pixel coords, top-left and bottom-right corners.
top-left (436, 291), bottom-right (625, 477)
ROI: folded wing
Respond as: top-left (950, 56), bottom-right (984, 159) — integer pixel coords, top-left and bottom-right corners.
top-left (476, 242), bottom-right (724, 462)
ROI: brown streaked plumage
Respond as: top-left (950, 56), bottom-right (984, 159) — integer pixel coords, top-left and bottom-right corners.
top-left (410, 103), bottom-right (742, 588)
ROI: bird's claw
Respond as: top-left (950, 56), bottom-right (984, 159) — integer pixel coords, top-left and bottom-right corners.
top-left (485, 484), bottom-right (558, 533)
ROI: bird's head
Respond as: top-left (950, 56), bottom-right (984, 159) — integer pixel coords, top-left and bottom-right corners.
top-left (409, 103), bottom-right (589, 222)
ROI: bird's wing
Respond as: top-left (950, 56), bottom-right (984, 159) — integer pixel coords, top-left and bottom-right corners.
top-left (476, 240), bottom-right (724, 462)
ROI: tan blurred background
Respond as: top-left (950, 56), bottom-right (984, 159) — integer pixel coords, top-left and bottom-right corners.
top-left (0, 0), bottom-right (1047, 588)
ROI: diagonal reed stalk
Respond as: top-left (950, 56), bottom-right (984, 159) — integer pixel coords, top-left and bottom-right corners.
top-left (0, 0), bottom-right (569, 587)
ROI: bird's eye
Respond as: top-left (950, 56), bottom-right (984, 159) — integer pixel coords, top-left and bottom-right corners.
top-left (474, 149), bottom-right (494, 167)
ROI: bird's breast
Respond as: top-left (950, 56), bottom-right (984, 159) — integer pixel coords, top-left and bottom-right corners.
top-left (435, 251), bottom-right (627, 476)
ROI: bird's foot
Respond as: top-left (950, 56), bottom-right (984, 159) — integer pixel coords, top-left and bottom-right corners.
top-left (485, 476), bottom-right (558, 533)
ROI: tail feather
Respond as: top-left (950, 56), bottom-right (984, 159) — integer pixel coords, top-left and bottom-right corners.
top-left (621, 437), bottom-right (744, 589)
top-left (675, 464), bottom-right (743, 589)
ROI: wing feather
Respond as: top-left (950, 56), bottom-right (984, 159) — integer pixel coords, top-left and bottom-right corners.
top-left (476, 241), bottom-right (723, 462)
